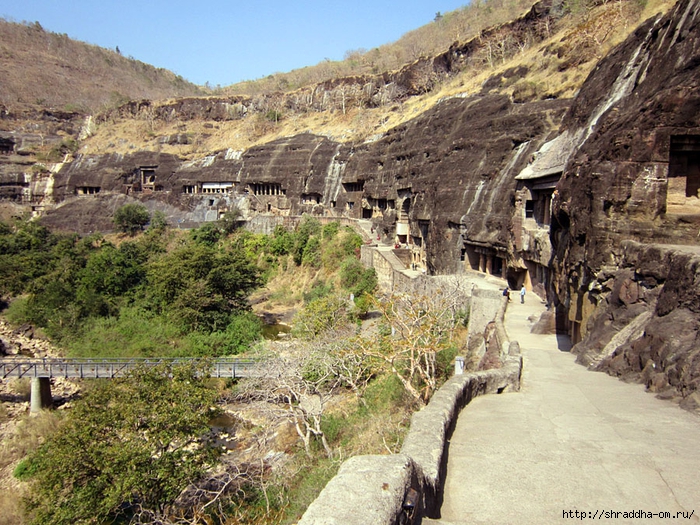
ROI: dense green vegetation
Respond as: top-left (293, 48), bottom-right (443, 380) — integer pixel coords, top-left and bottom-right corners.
top-left (1, 213), bottom-right (262, 357)
top-left (15, 362), bottom-right (221, 525)
top-left (0, 212), bottom-right (372, 359)
top-left (1, 213), bottom-right (474, 525)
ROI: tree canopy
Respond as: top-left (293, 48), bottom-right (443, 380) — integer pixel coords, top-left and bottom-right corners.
top-left (113, 203), bottom-right (151, 235)
top-left (17, 362), bottom-right (221, 525)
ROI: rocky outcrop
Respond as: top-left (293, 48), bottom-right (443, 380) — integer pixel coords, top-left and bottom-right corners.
top-left (570, 242), bottom-right (700, 409)
top-left (347, 95), bottom-right (568, 273)
top-left (547, 0), bottom-right (700, 400)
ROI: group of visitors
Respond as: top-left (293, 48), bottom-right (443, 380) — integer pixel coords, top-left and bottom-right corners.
top-left (502, 285), bottom-right (527, 303)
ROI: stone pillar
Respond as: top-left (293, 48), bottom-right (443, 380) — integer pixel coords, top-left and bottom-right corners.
top-left (486, 255), bottom-right (493, 275)
top-left (30, 377), bottom-right (52, 414)
top-left (479, 253), bottom-right (486, 273)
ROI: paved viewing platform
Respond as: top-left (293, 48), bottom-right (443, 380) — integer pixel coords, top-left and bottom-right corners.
top-left (429, 299), bottom-right (700, 524)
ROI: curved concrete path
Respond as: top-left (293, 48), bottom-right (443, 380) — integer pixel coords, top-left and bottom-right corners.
top-left (429, 299), bottom-right (700, 524)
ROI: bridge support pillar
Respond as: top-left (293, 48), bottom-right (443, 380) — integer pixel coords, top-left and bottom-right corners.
top-left (30, 377), bottom-right (52, 414)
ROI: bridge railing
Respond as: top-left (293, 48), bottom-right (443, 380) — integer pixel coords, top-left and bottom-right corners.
top-left (0, 357), bottom-right (259, 379)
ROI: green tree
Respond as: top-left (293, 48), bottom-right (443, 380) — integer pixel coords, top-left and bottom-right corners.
top-left (292, 216), bottom-right (321, 265)
top-left (269, 225), bottom-right (294, 256)
top-left (78, 241), bottom-right (147, 298)
top-left (146, 241), bottom-right (262, 331)
top-left (339, 257), bottom-right (377, 299)
top-left (18, 362), bottom-right (221, 525)
top-left (217, 206), bottom-right (243, 234)
top-left (113, 203), bottom-right (150, 235)
top-left (148, 210), bottom-right (168, 231)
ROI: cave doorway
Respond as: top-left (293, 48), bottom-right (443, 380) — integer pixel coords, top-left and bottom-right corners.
top-left (667, 135), bottom-right (700, 213)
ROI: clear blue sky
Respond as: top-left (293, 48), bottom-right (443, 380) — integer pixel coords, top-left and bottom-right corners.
top-left (1, 0), bottom-right (469, 87)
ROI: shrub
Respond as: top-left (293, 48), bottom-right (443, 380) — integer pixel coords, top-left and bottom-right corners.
top-left (339, 257), bottom-right (377, 299)
top-left (269, 225), bottom-right (294, 256)
top-left (113, 203), bottom-right (150, 235)
top-left (301, 236), bottom-right (321, 267)
top-left (292, 294), bottom-right (349, 339)
top-left (183, 312), bottom-right (262, 357)
top-left (303, 280), bottom-right (334, 304)
top-left (148, 210), bottom-right (168, 231)
top-left (18, 363), bottom-right (221, 525)
top-left (321, 221), bottom-right (340, 239)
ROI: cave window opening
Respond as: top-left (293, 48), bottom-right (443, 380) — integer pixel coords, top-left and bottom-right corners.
top-left (525, 200), bottom-right (535, 219)
top-left (0, 138), bottom-right (14, 154)
top-left (362, 209), bottom-right (372, 219)
top-left (342, 181), bottom-right (365, 192)
top-left (140, 167), bottom-right (157, 189)
top-left (302, 193), bottom-right (321, 204)
top-left (202, 182), bottom-right (233, 194)
top-left (183, 185), bottom-right (197, 194)
top-left (251, 183), bottom-right (282, 196)
top-left (77, 186), bottom-right (101, 195)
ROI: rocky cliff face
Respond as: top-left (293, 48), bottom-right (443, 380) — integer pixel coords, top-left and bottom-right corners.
top-left (547, 0), bottom-right (700, 403)
top-left (41, 96), bottom-right (566, 276)
top-left (346, 95), bottom-right (567, 273)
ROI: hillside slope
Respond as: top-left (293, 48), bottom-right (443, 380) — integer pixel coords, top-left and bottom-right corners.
top-left (0, 19), bottom-right (203, 115)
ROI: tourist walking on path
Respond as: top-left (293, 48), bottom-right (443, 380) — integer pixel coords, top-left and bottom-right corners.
top-left (520, 285), bottom-right (526, 303)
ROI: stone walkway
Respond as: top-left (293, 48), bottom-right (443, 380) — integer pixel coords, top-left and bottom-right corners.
top-left (427, 298), bottom-right (700, 524)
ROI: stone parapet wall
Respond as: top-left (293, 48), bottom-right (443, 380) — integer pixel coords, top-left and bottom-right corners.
top-left (297, 294), bottom-right (522, 525)
top-left (400, 344), bottom-right (522, 518)
top-left (466, 288), bottom-right (507, 365)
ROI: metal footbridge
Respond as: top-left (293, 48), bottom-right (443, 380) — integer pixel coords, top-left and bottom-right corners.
top-left (1, 358), bottom-right (261, 413)
top-left (0, 357), bottom-right (259, 380)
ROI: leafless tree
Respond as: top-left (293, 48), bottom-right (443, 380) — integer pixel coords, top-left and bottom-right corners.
top-left (353, 284), bottom-right (465, 404)
top-left (235, 347), bottom-right (352, 459)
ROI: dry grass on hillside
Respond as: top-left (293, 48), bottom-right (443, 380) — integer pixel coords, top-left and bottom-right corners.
top-left (224, 0), bottom-right (539, 96)
top-left (0, 19), bottom-right (202, 114)
top-left (79, 0), bottom-right (675, 159)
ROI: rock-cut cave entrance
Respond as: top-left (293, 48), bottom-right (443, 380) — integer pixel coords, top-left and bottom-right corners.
top-left (667, 135), bottom-right (700, 213)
